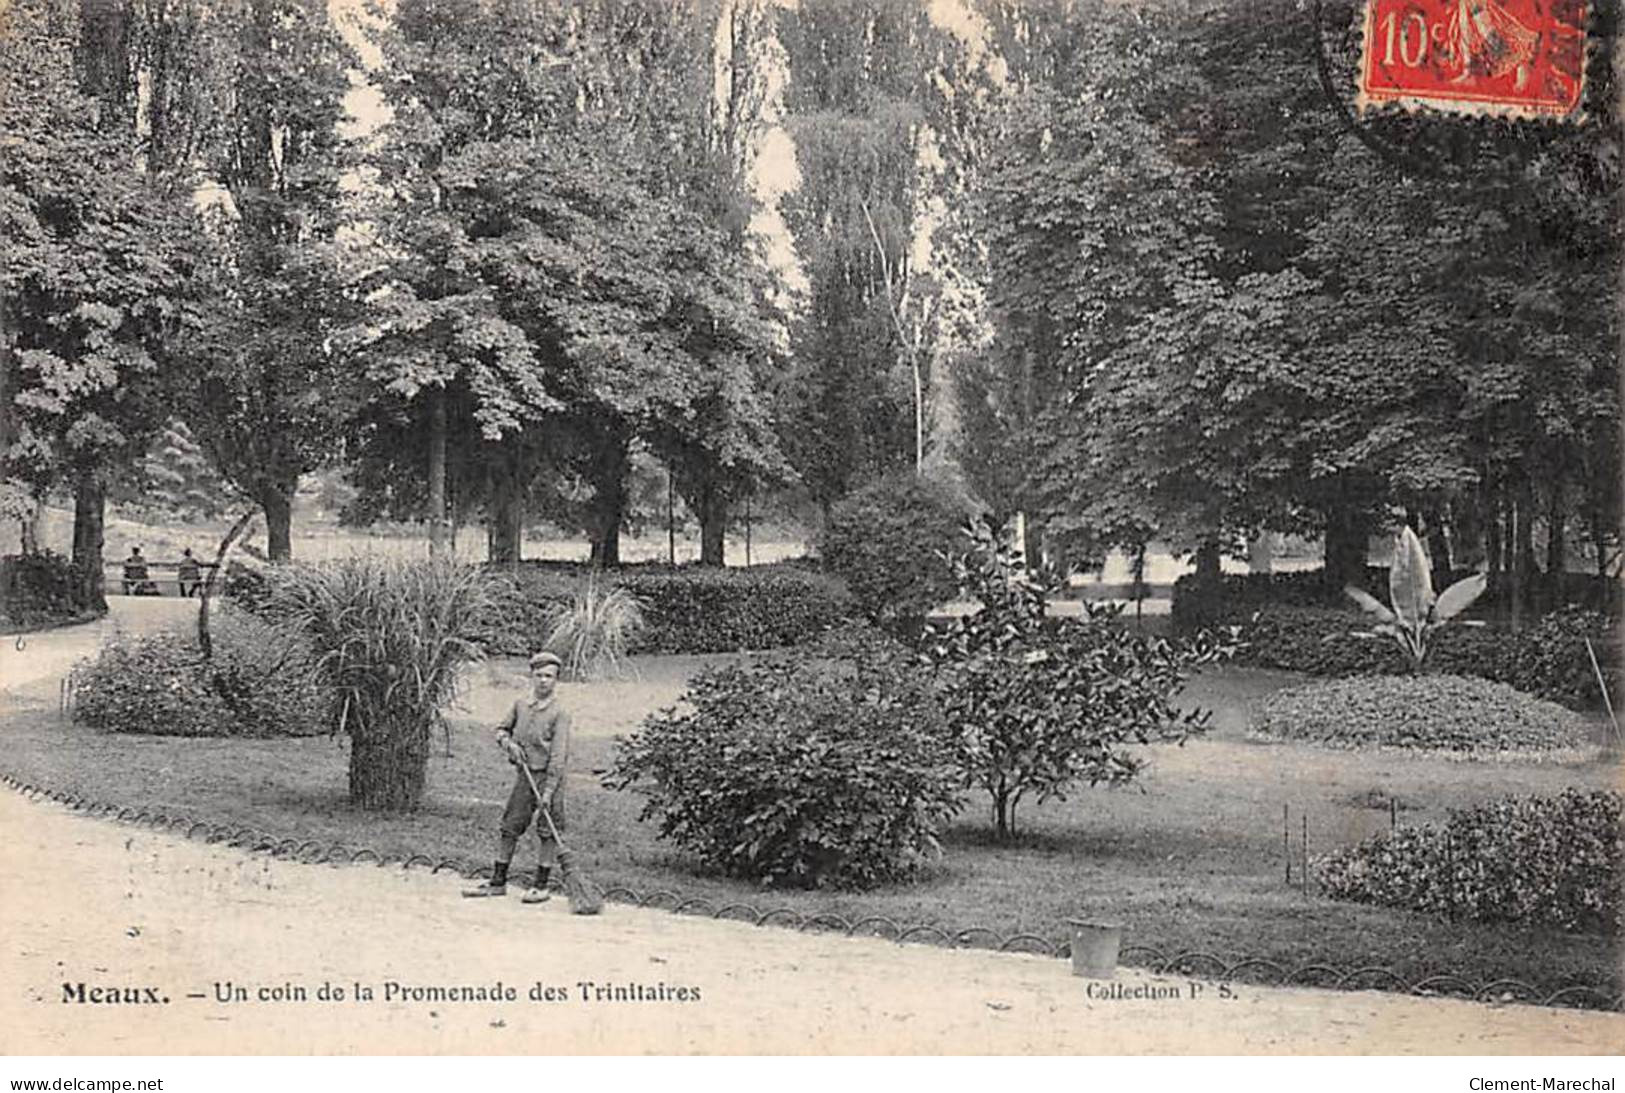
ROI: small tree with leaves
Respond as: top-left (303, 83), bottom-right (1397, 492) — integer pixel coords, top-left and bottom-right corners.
top-left (924, 520), bottom-right (1235, 840)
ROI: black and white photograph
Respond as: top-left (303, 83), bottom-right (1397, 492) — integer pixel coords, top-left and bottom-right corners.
top-left (0, 0), bottom-right (1621, 1070)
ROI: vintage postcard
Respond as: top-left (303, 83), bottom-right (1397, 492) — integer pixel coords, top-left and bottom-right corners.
top-left (1, 0), bottom-right (1621, 1070)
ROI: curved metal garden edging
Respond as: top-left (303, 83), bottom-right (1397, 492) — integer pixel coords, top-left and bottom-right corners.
top-left (2, 771), bottom-right (1619, 1014)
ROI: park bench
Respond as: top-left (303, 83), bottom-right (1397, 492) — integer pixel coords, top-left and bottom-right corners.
top-left (103, 559), bottom-right (219, 597)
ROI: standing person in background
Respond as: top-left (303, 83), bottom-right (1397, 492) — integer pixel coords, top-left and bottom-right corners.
top-left (463, 651), bottom-right (574, 904)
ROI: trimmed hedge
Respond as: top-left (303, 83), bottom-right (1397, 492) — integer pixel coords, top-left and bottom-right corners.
top-left (473, 561), bottom-right (856, 657)
top-left (1316, 790), bottom-right (1623, 934)
top-left (1227, 605), bottom-right (1619, 711)
top-left (1250, 674), bottom-right (1597, 754)
top-left (1171, 568), bottom-right (1380, 628)
top-left (68, 614), bottom-right (327, 737)
top-left (1173, 567), bottom-right (1618, 629)
top-left (2, 551), bottom-right (97, 629)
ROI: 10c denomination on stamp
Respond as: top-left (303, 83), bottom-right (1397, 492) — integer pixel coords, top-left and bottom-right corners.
top-left (1357, 0), bottom-right (1589, 119)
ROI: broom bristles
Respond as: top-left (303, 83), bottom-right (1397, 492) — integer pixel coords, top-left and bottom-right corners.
top-left (556, 848), bottom-right (603, 915)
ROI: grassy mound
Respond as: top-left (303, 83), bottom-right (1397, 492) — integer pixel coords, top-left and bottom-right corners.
top-left (1250, 674), bottom-right (1598, 754)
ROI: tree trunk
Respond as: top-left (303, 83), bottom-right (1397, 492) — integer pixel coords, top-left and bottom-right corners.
top-left (485, 445), bottom-right (524, 565)
top-left (1425, 516), bottom-right (1452, 589)
top-left (1591, 494), bottom-right (1613, 615)
top-left (1322, 502), bottom-right (1366, 591)
top-left (427, 387), bottom-right (449, 558)
top-left (70, 469), bottom-right (107, 612)
top-left (19, 495), bottom-right (44, 555)
top-left (259, 478), bottom-right (294, 563)
top-left (1022, 513), bottom-right (1044, 572)
top-left (1545, 478), bottom-right (1566, 610)
top-left (348, 708), bottom-right (429, 811)
top-left (1485, 484), bottom-right (1505, 602)
top-left (1516, 475), bottom-right (1538, 618)
top-left (992, 787), bottom-right (1012, 842)
top-left (1452, 495), bottom-right (1485, 571)
top-left (1194, 539), bottom-right (1223, 584)
top-left (1246, 532), bottom-right (1275, 575)
top-left (587, 432), bottom-right (629, 568)
top-left (1509, 491), bottom-right (1528, 633)
top-left (666, 470), bottom-right (677, 567)
top-left (697, 476), bottom-right (727, 567)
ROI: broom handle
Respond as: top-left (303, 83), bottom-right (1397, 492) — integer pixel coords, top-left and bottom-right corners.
top-left (518, 762), bottom-right (571, 853)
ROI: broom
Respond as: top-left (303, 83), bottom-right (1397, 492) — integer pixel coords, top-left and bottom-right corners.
top-left (520, 764), bottom-right (603, 915)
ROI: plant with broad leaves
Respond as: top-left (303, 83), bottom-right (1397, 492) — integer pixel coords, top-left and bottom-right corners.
top-left (1344, 526), bottom-right (1486, 673)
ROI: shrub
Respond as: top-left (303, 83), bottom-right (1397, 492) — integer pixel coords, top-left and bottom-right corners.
top-left (67, 614), bottom-right (325, 737)
top-left (1494, 608), bottom-right (1622, 711)
top-left (1228, 605), bottom-right (1620, 711)
top-left (2, 551), bottom-right (95, 628)
top-left (1250, 674), bottom-right (1598, 754)
top-left (220, 560), bottom-right (271, 615)
top-left (270, 558), bottom-right (499, 810)
top-left (926, 521), bottom-right (1236, 839)
top-left (818, 473), bottom-right (974, 630)
top-left (606, 627), bottom-right (961, 889)
top-left (543, 574), bottom-right (646, 680)
top-left (1316, 789), bottom-right (1623, 934)
top-left (475, 562), bottom-right (854, 657)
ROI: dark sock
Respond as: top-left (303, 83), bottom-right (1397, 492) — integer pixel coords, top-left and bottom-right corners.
top-left (534, 866), bottom-right (551, 889)
top-left (491, 861), bottom-right (509, 886)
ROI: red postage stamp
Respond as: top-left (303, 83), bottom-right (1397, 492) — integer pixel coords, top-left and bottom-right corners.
top-left (1357, 0), bottom-right (1589, 119)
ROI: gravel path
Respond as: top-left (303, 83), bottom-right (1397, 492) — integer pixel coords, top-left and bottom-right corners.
top-left (4, 790), bottom-right (1622, 1055)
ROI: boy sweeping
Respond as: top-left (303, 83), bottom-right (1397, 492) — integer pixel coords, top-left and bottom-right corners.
top-left (463, 651), bottom-right (574, 904)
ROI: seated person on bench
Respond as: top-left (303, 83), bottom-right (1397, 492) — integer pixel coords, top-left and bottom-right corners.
top-left (177, 548), bottom-right (202, 598)
top-left (121, 547), bottom-right (150, 595)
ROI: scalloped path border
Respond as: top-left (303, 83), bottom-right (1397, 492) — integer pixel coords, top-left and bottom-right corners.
top-left (3, 790), bottom-right (1620, 1055)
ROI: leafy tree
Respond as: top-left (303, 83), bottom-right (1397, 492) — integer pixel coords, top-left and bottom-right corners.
top-left (971, 0), bottom-right (1619, 604)
top-left (356, 0), bottom-right (788, 566)
top-left (924, 520), bottom-right (1233, 840)
top-left (111, 417), bottom-right (239, 522)
top-left (1, 0), bottom-right (204, 607)
top-left (775, 0), bottom-right (941, 512)
top-left (62, 0), bottom-right (360, 562)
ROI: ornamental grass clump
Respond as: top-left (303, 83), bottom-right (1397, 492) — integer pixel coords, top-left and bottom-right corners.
top-left (269, 557), bottom-right (498, 811)
top-left (543, 572), bottom-right (646, 680)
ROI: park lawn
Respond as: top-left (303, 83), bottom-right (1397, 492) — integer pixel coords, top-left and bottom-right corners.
top-left (2, 660), bottom-right (1617, 1005)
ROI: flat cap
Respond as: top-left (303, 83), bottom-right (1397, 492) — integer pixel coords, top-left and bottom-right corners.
top-left (529, 651), bottom-right (562, 669)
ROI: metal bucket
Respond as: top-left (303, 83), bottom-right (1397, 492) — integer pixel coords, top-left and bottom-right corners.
top-left (1066, 919), bottom-right (1123, 979)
